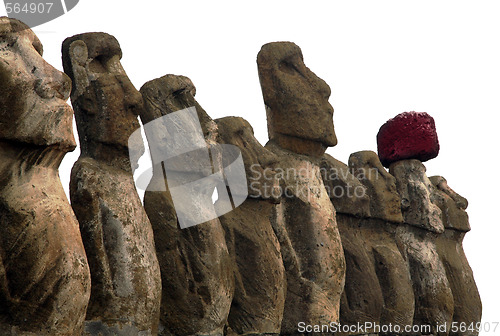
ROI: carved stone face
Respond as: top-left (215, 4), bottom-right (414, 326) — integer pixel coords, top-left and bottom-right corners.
top-left (62, 32), bottom-right (143, 154)
top-left (216, 116), bottom-right (280, 202)
top-left (139, 74), bottom-right (219, 175)
top-left (389, 159), bottom-right (443, 233)
top-left (348, 151), bottom-right (404, 223)
top-left (0, 18), bottom-right (75, 149)
top-left (429, 176), bottom-right (470, 232)
top-left (139, 74), bottom-right (217, 142)
top-left (257, 41), bottom-right (337, 148)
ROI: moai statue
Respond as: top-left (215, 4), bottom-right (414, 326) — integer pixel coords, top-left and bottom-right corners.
top-left (347, 151), bottom-right (415, 330)
top-left (380, 112), bottom-right (454, 335)
top-left (216, 116), bottom-right (286, 335)
top-left (61, 33), bottom-right (162, 335)
top-left (321, 154), bottom-right (384, 334)
top-left (0, 18), bottom-right (90, 335)
top-left (348, 151), bottom-right (404, 224)
top-left (430, 176), bottom-right (481, 336)
top-left (257, 41), bottom-right (345, 334)
top-left (140, 74), bottom-right (233, 336)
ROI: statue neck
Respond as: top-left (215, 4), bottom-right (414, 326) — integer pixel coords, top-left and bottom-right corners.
top-left (271, 133), bottom-right (327, 158)
top-left (80, 142), bottom-right (134, 173)
top-left (0, 140), bottom-right (66, 186)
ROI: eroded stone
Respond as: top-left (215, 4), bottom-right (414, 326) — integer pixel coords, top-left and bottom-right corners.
top-left (431, 176), bottom-right (481, 335)
top-left (336, 217), bottom-right (415, 333)
top-left (370, 227), bottom-right (415, 329)
top-left (0, 18), bottom-right (90, 335)
top-left (348, 151), bottom-right (404, 223)
top-left (390, 160), bottom-right (453, 334)
top-left (215, 116), bottom-right (286, 335)
top-left (336, 214), bottom-right (384, 334)
top-left (321, 154), bottom-right (370, 218)
top-left (257, 41), bottom-right (337, 157)
top-left (258, 41), bottom-right (345, 334)
top-left (218, 199), bottom-right (285, 335)
top-left (140, 75), bottom-right (233, 336)
top-left (389, 159), bottom-right (443, 233)
top-left (430, 176), bottom-right (470, 232)
top-left (62, 32), bottom-right (162, 335)
top-left (395, 225), bottom-right (454, 335)
top-left (322, 154), bottom-right (413, 331)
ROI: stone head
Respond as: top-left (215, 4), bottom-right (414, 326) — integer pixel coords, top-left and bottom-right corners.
top-left (321, 154), bottom-right (371, 218)
top-left (140, 74), bottom-right (216, 140)
top-left (257, 42), bottom-right (337, 152)
top-left (348, 150), bottom-right (404, 223)
top-left (216, 116), bottom-right (280, 202)
top-left (0, 17), bottom-right (75, 150)
top-left (389, 159), bottom-right (443, 233)
top-left (429, 176), bottom-right (470, 232)
top-left (62, 32), bottom-right (143, 156)
top-left (139, 75), bottom-right (219, 175)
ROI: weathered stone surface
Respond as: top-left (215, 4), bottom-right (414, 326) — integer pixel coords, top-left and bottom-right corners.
top-left (62, 33), bottom-right (162, 335)
top-left (321, 156), bottom-right (381, 332)
top-left (390, 159), bottom-right (443, 233)
top-left (431, 176), bottom-right (481, 336)
top-left (0, 18), bottom-right (90, 335)
top-left (430, 176), bottom-right (470, 232)
top-left (336, 217), bottom-right (415, 333)
top-left (257, 41), bottom-right (337, 157)
top-left (391, 160), bottom-right (454, 334)
top-left (348, 151), bottom-right (404, 223)
top-left (395, 225), bottom-right (454, 335)
top-left (368, 222), bottom-right (415, 329)
top-left (322, 154), bottom-right (413, 331)
top-left (140, 74), bottom-right (216, 140)
top-left (258, 41), bottom-right (345, 335)
top-left (216, 117), bottom-right (281, 202)
top-left (215, 116), bottom-right (286, 335)
top-left (336, 214), bottom-right (384, 334)
top-left (377, 112), bottom-right (439, 167)
top-left (266, 146), bottom-right (345, 334)
top-left (321, 154), bottom-right (370, 218)
top-left (140, 75), bottom-right (233, 336)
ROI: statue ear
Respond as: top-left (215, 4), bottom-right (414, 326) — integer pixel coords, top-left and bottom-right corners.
top-left (68, 40), bottom-right (90, 98)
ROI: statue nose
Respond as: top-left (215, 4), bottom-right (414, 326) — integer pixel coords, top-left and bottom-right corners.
top-left (34, 70), bottom-right (72, 100)
top-left (124, 87), bottom-right (144, 115)
top-left (259, 150), bottom-right (278, 168)
top-left (310, 72), bottom-right (331, 99)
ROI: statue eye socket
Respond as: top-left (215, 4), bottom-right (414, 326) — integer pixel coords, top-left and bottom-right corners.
top-left (88, 56), bottom-right (107, 73)
top-left (278, 60), bottom-right (298, 75)
top-left (172, 88), bottom-right (186, 97)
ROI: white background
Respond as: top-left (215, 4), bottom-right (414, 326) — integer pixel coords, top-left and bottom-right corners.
top-left (2, 0), bottom-right (498, 330)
